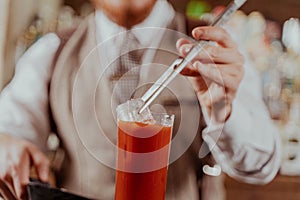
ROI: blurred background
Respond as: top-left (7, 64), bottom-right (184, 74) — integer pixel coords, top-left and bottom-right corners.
top-left (0, 0), bottom-right (300, 199)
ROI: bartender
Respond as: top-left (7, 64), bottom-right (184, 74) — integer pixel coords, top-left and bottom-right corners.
top-left (0, 0), bottom-right (281, 199)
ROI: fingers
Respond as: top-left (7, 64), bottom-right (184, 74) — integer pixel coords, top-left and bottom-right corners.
top-left (176, 38), bottom-right (192, 50)
top-left (176, 26), bottom-right (243, 123)
top-left (11, 167), bottom-right (23, 199)
top-left (6, 144), bottom-right (49, 199)
top-left (0, 179), bottom-right (17, 200)
top-left (0, 135), bottom-right (50, 199)
top-left (180, 61), bottom-right (199, 76)
top-left (1, 174), bottom-right (16, 199)
top-left (14, 153), bottom-right (30, 199)
top-left (27, 145), bottom-right (50, 183)
top-left (178, 42), bottom-right (244, 64)
top-left (179, 57), bottom-right (244, 93)
top-left (194, 62), bottom-right (243, 92)
top-left (192, 26), bottom-right (237, 48)
top-left (176, 30), bottom-right (244, 91)
top-left (0, 153), bottom-right (30, 199)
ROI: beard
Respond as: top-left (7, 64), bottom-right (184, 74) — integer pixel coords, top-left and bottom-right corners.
top-left (98, 0), bottom-right (156, 29)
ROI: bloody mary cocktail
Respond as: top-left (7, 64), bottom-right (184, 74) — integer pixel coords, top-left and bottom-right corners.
top-left (115, 110), bottom-right (174, 200)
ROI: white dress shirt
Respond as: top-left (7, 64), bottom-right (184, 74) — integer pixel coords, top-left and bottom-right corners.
top-left (94, 0), bottom-right (175, 75)
top-left (0, 0), bottom-right (281, 186)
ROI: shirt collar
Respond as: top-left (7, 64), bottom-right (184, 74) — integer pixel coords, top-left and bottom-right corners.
top-left (95, 0), bottom-right (175, 47)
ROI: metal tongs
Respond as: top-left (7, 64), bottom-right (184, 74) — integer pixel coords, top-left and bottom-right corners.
top-left (138, 0), bottom-right (248, 113)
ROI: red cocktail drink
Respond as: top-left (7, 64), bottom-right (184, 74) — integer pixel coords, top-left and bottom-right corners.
top-left (115, 110), bottom-right (174, 200)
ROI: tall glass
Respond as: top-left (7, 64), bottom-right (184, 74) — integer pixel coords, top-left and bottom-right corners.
top-left (115, 103), bottom-right (174, 200)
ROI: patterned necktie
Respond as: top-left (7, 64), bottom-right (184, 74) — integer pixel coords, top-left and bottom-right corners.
top-left (109, 31), bottom-right (144, 105)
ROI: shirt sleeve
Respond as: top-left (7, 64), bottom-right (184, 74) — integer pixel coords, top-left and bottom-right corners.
top-left (201, 52), bottom-right (282, 185)
top-left (0, 33), bottom-right (61, 151)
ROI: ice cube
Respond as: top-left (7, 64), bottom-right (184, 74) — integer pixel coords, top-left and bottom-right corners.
top-left (116, 99), bottom-right (155, 124)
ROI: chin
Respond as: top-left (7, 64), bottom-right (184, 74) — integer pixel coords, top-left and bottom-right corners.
top-left (110, 11), bottom-right (149, 29)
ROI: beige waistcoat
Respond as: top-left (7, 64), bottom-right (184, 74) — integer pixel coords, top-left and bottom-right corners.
top-left (50, 13), bottom-right (205, 200)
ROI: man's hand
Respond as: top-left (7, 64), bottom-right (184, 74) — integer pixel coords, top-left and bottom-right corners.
top-left (176, 26), bottom-right (244, 123)
top-left (0, 134), bottom-right (50, 199)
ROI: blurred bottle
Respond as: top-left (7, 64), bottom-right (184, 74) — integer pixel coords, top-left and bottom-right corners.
top-left (280, 18), bottom-right (300, 120)
top-left (262, 56), bottom-right (285, 121)
top-left (279, 18), bottom-right (300, 176)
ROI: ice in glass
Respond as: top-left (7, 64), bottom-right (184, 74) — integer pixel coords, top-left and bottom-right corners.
top-left (115, 99), bottom-right (174, 200)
